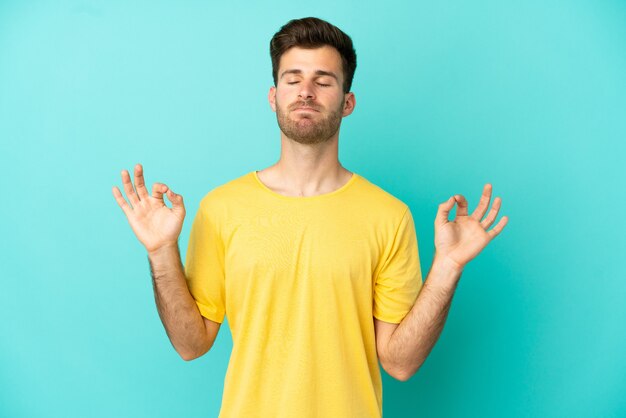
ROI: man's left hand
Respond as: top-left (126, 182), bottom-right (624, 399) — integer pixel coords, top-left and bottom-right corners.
top-left (433, 183), bottom-right (509, 271)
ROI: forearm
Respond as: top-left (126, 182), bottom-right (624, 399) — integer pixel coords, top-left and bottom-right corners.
top-left (387, 255), bottom-right (463, 380)
top-left (147, 243), bottom-right (211, 360)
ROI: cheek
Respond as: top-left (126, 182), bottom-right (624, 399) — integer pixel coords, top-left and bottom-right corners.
top-left (275, 91), bottom-right (293, 107)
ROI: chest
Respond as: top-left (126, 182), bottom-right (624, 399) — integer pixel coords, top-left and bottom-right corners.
top-left (223, 209), bottom-right (383, 288)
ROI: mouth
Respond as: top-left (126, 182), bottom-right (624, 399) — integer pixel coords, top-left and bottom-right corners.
top-left (293, 107), bottom-right (319, 112)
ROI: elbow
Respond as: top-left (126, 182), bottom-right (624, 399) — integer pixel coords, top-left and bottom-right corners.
top-left (174, 334), bottom-right (215, 361)
top-left (386, 367), bottom-right (408, 382)
top-left (177, 348), bottom-right (199, 361)
top-left (385, 364), bottom-right (419, 382)
top-left (393, 370), bottom-right (412, 382)
top-left (179, 352), bottom-right (199, 362)
top-left (177, 345), bottom-right (211, 362)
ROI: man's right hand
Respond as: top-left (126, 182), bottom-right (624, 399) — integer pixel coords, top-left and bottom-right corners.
top-left (112, 163), bottom-right (186, 254)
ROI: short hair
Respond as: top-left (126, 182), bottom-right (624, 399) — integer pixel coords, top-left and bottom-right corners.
top-left (270, 17), bottom-right (357, 93)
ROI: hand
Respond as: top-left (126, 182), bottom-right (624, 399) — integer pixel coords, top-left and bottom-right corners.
top-left (112, 163), bottom-right (186, 254)
top-left (434, 184), bottom-right (508, 271)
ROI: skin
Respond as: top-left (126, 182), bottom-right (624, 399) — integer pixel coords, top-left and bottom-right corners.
top-left (375, 188), bottom-right (509, 381)
top-left (112, 166), bottom-right (218, 360)
top-left (111, 45), bottom-right (509, 374)
top-left (260, 45), bottom-right (356, 197)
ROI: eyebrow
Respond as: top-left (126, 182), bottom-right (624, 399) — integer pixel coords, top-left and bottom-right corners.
top-left (279, 69), bottom-right (339, 81)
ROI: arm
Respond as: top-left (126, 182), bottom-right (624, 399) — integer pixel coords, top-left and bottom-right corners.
top-left (148, 243), bottom-right (220, 361)
top-left (112, 163), bottom-right (220, 361)
top-left (376, 184), bottom-right (508, 381)
top-left (376, 255), bottom-right (462, 381)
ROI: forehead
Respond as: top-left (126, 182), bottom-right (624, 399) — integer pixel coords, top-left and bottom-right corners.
top-left (278, 45), bottom-right (343, 76)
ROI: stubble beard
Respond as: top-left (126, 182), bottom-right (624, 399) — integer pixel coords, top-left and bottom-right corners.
top-left (275, 98), bottom-right (343, 145)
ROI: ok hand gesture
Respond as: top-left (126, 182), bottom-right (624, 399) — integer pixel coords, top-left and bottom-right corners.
top-left (112, 163), bottom-right (186, 254)
top-left (434, 184), bottom-right (508, 271)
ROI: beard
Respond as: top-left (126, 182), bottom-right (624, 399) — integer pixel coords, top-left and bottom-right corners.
top-left (275, 98), bottom-right (343, 145)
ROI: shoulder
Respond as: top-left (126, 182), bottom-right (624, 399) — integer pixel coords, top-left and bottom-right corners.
top-left (353, 174), bottom-right (410, 218)
top-left (198, 171), bottom-right (256, 214)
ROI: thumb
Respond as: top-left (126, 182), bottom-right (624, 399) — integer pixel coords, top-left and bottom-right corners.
top-left (435, 196), bottom-right (456, 227)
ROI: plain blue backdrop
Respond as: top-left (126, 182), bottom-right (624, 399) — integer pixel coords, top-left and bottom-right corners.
top-left (1, 0), bottom-right (625, 417)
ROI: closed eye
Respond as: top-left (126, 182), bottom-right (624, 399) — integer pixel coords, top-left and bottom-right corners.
top-left (286, 81), bottom-right (330, 87)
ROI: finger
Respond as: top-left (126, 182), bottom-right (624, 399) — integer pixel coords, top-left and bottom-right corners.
top-left (152, 182), bottom-right (168, 202)
top-left (121, 169), bottom-right (140, 207)
top-left (165, 188), bottom-right (183, 206)
top-left (470, 184), bottom-right (492, 221)
top-left (165, 189), bottom-right (185, 214)
top-left (112, 186), bottom-right (132, 216)
top-left (487, 216), bottom-right (509, 240)
top-left (481, 196), bottom-right (501, 229)
top-left (435, 196), bottom-right (456, 227)
top-left (134, 163), bottom-right (150, 200)
top-left (455, 194), bottom-right (469, 217)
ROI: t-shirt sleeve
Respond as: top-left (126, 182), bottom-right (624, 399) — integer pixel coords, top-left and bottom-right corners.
top-left (183, 199), bottom-right (226, 324)
top-left (373, 206), bottom-right (423, 324)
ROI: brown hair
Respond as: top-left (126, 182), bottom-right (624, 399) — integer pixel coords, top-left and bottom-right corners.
top-left (270, 17), bottom-right (357, 93)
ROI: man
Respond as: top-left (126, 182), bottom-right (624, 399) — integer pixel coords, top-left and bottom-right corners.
top-left (112, 17), bottom-right (508, 418)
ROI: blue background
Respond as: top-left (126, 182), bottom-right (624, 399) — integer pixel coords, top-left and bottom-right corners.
top-left (1, 1), bottom-right (625, 417)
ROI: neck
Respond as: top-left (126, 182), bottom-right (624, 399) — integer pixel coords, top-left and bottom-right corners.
top-left (257, 133), bottom-right (352, 197)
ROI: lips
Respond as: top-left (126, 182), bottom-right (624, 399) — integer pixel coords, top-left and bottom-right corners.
top-left (290, 101), bottom-right (321, 112)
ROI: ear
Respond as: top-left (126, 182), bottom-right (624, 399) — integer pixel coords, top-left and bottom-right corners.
top-left (268, 86), bottom-right (277, 112)
top-left (342, 92), bottom-right (356, 117)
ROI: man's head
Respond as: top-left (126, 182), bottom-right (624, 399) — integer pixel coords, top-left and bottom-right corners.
top-left (268, 18), bottom-right (357, 145)
top-left (270, 17), bottom-right (357, 94)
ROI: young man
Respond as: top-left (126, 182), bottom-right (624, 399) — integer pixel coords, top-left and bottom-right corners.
top-left (112, 17), bottom-right (508, 418)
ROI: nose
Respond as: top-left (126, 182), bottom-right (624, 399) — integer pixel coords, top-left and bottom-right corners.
top-left (297, 79), bottom-right (316, 101)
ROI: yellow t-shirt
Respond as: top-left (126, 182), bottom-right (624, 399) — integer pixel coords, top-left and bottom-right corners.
top-left (184, 171), bottom-right (422, 418)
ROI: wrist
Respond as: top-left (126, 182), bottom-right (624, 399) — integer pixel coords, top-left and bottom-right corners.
top-left (426, 254), bottom-right (464, 291)
top-left (147, 242), bottom-right (182, 280)
top-left (147, 242), bottom-right (179, 260)
top-left (433, 253), bottom-right (464, 274)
